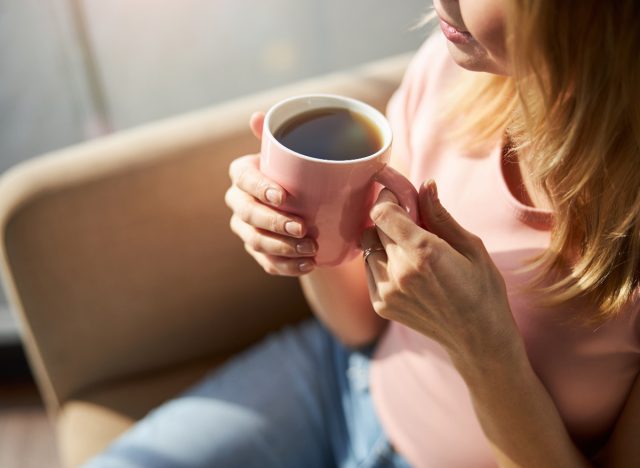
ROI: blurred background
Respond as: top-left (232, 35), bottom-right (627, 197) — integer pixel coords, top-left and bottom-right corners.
top-left (0, 0), bottom-right (432, 466)
top-left (0, 0), bottom-right (433, 347)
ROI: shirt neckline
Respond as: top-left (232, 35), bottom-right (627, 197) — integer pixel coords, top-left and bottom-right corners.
top-left (493, 141), bottom-right (554, 231)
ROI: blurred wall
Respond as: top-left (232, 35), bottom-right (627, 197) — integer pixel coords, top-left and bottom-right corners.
top-left (0, 0), bottom-right (433, 339)
top-left (1, 0), bottom-right (432, 170)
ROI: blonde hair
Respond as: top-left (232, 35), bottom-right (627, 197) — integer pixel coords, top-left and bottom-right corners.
top-left (441, 1), bottom-right (640, 322)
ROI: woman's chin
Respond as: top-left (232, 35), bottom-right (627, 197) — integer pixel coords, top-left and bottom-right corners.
top-left (445, 42), bottom-right (508, 75)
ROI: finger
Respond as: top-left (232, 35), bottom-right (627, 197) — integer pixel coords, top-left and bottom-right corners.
top-left (225, 186), bottom-right (306, 238)
top-left (230, 215), bottom-right (316, 257)
top-left (372, 191), bottom-right (430, 282)
top-left (364, 263), bottom-right (382, 305)
top-left (370, 188), bottom-right (431, 250)
top-left (360, 226), bottom-right (389, 289)
top-left (419, 180), bottom-right (479, 259)
top-left (229, 155), bottom-right (286, 207)
top-left (361, 226), bottom-right (386, 257)
top-left (250, 112), bottom-right (265, 140)
top-left (373, 164), bottom-right (419, 223)
top-left (374, 224), bottom-right (396, 256)
top-left (374, 223), bottom-right (410, 287)
top-left (244, 244), bottom-right (315, 276)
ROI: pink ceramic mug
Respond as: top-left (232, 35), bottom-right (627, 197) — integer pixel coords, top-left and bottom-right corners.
top-left (260, 94), bottom-right (418, 267)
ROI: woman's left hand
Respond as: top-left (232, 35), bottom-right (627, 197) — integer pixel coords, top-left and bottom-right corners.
top-left (361, 180), bottom-right (522, 367)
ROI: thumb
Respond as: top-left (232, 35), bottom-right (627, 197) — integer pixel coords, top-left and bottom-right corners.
top-left (250, 112), bottom-right (265, 140)
top-left (419, 180), bottom-right (477, 258)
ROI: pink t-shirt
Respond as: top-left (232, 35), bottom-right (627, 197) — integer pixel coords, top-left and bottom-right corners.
top-left (370, 34), bottom-right (640, 467)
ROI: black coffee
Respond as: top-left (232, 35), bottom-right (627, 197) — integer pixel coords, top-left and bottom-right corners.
top-left (273, 107), bottom-right (383, 161)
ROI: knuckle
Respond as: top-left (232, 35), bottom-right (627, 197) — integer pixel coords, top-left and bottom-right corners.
top-left (223, 187), bottom-right (233, 208)
top-left (230, 215), bottom-right (248, 241)
top-left (248, 230), bottom-right (262, 252)
top-left (371, 203), bottom-right (395, 224)
top-left (469, 234), bottom-right (486, 252)
top-left (268, 214), bottom-right (281, 233)
top-left (243, 242), bottom-right (253, 256)
top-left (240, 171), bottom-right (261, 198)
top-left (238, 204), bottom-right (254, 224)
top-left (264, 264), bottom-right (279, 276)
top-left (414, 252), bottom-right (428, 270)
top-left (414, 238), bottom-right (433, 265)
top-left (229, 215), bottom-right (240, 234)
top-left (377, 283), bottom-right (395, 303)
top-left (395, 269), bottom-right (416, 291)
top-left (395, 275), bottom-right (410, 291)
top-left (375, 303), bottom-right (393, 320)
top-left (228, 160), bottom-right (240, 181)
top-left (231, 155), bottom-right (259, 184)
top-left (235, 165), bottom-right (249, 189)
top-left (415, 244), bottom-right (440, 271)
top-left (374, 303), bottom-right (389, 320)
top-left (370, 204), bottom-right (383, 222)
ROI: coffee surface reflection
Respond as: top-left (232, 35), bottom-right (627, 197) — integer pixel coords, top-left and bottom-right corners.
top-left (273, 107), bottom-right (383, 161)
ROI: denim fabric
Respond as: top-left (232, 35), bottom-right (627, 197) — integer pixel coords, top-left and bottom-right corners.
top-left (83, 319), bottom-right (412, 468)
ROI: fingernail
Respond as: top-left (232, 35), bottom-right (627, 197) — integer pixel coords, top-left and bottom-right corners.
top-left (285, 221), bottom-right (303, 237)
top-left (296, 240), bottom-right (316, 255)
top-left (265, 188), bottom-right (282, 206)
top-left (299, 260), bottom-right (314, 272)
top-left (427, 180), bottom-right (438, 201)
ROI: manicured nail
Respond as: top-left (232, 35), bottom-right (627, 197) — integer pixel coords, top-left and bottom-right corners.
top-left (285, 221), bottom-right (303, 237)
top-left (265, 188), bottom-right (282, 206)
top-left (299, 261), bottom-right (314, 272)
top-left (427, 180), bottom-right (438, 201)
top-left (296, 240), bottom-right (316, 255)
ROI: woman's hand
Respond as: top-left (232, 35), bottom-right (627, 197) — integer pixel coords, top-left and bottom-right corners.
top-left (361, 180), bottom-right (522, 367)
top-left (225, 112), bottom-right (318, 276)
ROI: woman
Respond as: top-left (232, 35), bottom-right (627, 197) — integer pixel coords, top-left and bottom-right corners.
top-left (86, 0), bottom-right (640, 466)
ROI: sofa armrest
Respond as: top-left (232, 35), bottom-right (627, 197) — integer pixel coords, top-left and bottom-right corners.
top-left (0, 52), bottom-right (412, 415)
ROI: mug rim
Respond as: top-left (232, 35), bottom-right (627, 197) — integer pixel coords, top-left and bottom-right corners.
top-left (262, 93), bottom-right (393, 165)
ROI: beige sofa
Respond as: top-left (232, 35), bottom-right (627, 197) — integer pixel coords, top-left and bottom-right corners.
top-left (0, 52), bottom-right (412, 467)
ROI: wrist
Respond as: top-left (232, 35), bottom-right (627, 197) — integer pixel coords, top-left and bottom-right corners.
top-left (448, 327), bottom-right (530, 389)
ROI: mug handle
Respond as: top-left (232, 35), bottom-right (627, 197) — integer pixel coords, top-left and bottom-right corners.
top-left (374, 165), bottom-right (419, 224)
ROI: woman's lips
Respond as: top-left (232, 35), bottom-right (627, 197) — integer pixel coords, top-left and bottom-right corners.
top-left (438, 17), bottom-right (475, 45)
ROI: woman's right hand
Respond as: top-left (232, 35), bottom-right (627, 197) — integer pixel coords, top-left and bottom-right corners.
top-left (224, 112), bottom-right (317, 276)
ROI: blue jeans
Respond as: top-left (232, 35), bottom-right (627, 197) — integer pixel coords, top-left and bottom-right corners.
top-left (84, 319), bottom-right (411, 468)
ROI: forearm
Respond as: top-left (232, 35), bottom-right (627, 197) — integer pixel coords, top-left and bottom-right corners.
top-left (451, 341), bottom-right (592, 468)
top-left (300, 255), bottom-right (387, 348)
